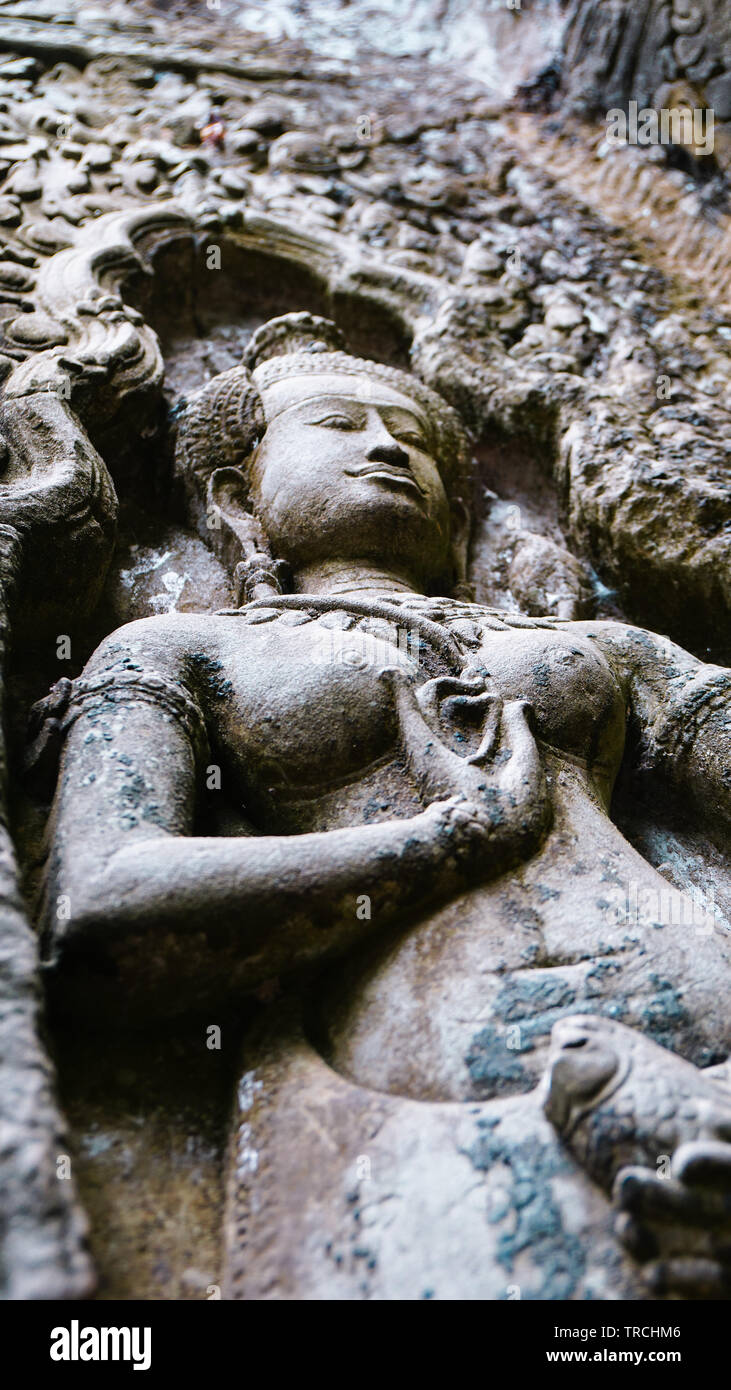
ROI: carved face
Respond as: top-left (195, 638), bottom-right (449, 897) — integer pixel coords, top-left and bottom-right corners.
top-left (248, 371), bottom-right (453, 583)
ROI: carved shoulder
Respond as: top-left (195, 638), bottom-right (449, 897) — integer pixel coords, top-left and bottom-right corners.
top-left (570, 618), bottom-right (731, 832)
top-left (27, 614), bottom-right (227, 801)
top-left (84, 612), bottom-right (217, 680)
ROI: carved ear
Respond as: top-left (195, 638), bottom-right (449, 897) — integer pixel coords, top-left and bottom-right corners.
top-left (209, 466), bottom-right (249, 517)
top-left (449, 496), bottom-right (471, 590)
top-left (208, 467), bottom-right (267, 560)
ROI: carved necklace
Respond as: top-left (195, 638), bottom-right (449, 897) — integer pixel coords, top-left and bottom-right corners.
top-left (218, 591), bottom-right (566, 680)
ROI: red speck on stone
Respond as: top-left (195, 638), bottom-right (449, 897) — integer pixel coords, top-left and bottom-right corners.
top-left (200, 119), bottom-right (226, 150)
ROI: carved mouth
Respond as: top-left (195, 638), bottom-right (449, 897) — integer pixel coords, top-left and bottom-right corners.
top-left (347, 465), bottom-right (425, 495)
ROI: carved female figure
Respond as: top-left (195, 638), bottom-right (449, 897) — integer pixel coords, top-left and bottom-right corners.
top-left (42, 313), bottom-right (731, 1299)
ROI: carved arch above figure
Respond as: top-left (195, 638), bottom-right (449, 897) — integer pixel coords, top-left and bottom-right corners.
top-left (1, 195), bottom-right (729, 653)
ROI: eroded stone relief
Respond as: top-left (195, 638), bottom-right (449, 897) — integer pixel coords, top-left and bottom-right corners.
top-left (0, 0), bottom-right (729, 1301)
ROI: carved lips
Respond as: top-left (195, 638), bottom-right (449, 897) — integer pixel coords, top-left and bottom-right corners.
top-left (345, 462), bottom-right (426, 496)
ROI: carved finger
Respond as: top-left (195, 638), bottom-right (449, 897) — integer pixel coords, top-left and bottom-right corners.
top-left (614, 1166), bottom-right (731, 1226)
top-left (416, 673), bottom-right (487, 728)
top-left (463, 694), bottom-right (502, 766)
top-left (613, 1210), bottom-right (658, 1262)
top-left (672, 1140), bottom-right (731, 1190)
top-left (493, 699), bottom-right (540, 779)
top-left (389, 678), bottom-right (467, 800)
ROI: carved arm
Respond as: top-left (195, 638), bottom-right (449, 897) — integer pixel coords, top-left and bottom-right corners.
top-left (575, 620), bottom-right (731, 839)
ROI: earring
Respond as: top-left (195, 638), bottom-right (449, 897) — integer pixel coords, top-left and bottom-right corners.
top-left (234, 553), bottom-right (290, 605)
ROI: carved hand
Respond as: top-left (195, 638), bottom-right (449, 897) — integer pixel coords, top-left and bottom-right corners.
top-left (543, 1014), bottom-right (731, 1298)
top-left (381, 667), bottom-right (551, 877)
top-left (614, 1140), bottom-right (731, 1298)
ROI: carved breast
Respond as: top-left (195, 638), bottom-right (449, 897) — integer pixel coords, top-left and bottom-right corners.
top-left (210, 612), bottom-right (412, 803)
top-left (205, 603), bottom-right (626, 830)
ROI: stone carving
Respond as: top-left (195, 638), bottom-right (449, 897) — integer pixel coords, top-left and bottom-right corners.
top-left (544, 1015), bottom-right (731, 1294)
top-left (559, 0), bottom-right (731, 123)
top-left (0, 391), bottom-right (112, 1298)
top-left (31, 311), bottom-right (730, 1299)
top-left (0, 2), bottom-right (728, 654)
top-left (0, 0), bottom-right (729, 1301)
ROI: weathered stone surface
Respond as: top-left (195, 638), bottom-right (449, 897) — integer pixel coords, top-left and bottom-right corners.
top-left (0, 0), bottom-right (728, 1303)
top-left (559, 0), bottom-right (731, 127)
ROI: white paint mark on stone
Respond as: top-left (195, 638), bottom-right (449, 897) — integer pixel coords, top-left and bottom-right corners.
top-left (150, 570), bottom-right (190, 613)
top-left (237, 1070), bottom-right (263, 1113)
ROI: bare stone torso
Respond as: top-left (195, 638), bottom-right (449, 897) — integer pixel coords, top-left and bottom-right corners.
top-left (205, 606), bottom-right (625, 828)
top-left (145, 604), bottom-right (730, 1105)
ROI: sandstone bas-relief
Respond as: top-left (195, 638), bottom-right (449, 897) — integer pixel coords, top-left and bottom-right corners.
top-left (0, 0), bottom-right (729, 1300)
top-left (33, 311), bottom-right (731, 1300)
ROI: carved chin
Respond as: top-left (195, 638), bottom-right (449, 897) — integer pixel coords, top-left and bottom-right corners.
top-left (271, 494), bottom-right (446, 570)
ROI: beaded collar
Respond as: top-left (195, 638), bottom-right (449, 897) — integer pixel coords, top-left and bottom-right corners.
top-left (215, 591), bottom-right (567, 678)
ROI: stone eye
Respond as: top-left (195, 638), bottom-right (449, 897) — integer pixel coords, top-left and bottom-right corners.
top-left (315, 414), bottom-right (358, 429)
top-left (397, 431), bottom-right (426, 449)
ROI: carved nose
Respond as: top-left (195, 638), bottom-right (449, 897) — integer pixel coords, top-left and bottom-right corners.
top-left (366, 442), bottom-right (410, 468)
